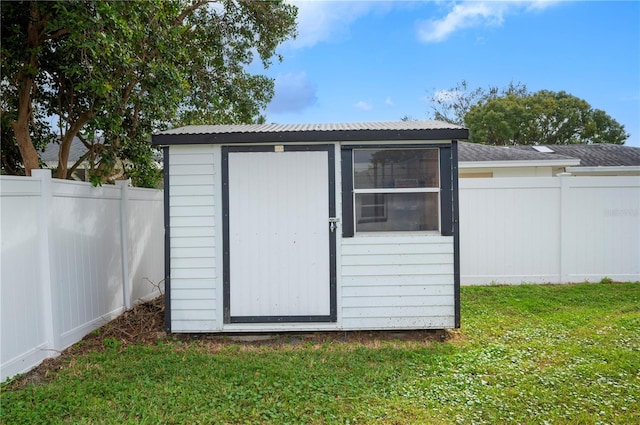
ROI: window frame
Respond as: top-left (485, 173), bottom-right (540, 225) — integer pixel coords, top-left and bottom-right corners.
top-left (341, 143), bottom-right (455, 238)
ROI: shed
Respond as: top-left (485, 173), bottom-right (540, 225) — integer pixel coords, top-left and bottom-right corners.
top-left (152, 121), bottom-right (468, 333)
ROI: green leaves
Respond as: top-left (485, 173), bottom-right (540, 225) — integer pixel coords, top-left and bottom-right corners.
top-left (427, 81), bottom-right (629, 145)
top-left (2, 0), bottom-right (298, 185)
top-left (465, 88), bottom-right (629, 145)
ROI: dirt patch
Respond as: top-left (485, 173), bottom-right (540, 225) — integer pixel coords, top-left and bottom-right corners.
top-left (4, 296), bottom-right (166, 390)
top-left (5, 295), bottom-right (453, 389)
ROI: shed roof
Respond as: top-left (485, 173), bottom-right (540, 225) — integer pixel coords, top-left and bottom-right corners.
top-left (152, 120), bottom-right (469, 145)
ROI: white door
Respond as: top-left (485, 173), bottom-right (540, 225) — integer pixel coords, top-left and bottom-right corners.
top-left (223, 146), bottom-right (335, 323)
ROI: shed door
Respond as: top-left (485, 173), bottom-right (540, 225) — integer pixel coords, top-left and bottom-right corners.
top-left (222, 146), bottom-right (336, 323)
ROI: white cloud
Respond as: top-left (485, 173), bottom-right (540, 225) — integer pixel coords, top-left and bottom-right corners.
top-left (385, 96), bottom-right (394, 106)
top-left (286, 1), bottom-right (390, 49)
top-left (267, 72), bottom-right (318, 114)
top-left (416, 1), bottom-right (559, 43)
top-left (355, 101), bottom-right (373, 111)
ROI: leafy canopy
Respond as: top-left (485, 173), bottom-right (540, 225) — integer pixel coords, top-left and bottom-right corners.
top-left (426, 81), bottom-right (628, 145)
top-left (1, 0), bottom-right (297, 186)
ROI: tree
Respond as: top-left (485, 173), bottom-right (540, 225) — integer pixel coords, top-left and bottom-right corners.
top-left (1, 1), bottom-right (297, 185)
top-left (426, 81), bottom-right (628, 145)
top-left (465, 90), bottom-right (628, 145)
top-left (427, 80), bottom-right (528, 126)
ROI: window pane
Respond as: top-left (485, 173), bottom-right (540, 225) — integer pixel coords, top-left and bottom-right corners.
top-left (355, 192), bottom-right (439, 232)
top-left (353, 149), bottom-right (439, 189)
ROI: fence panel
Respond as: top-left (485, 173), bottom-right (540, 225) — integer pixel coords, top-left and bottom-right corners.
top-left (127, 188), bottom-right (165, 303)
top-left (562, 177), bottom-right (640, 282)
top-left (49, 180), bottom-right (125, 349)
top-left (0, 176), bottom-right (49, 380)
top-left (1, 172), bottom-right (164, 382)
top-left (459, 175), bottom-right (640, 285)
top-left (459, 178), bottom-right (561, 284)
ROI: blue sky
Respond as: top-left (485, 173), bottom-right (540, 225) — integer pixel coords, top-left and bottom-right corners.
top-left (256, 1), bottom-right (640, 147)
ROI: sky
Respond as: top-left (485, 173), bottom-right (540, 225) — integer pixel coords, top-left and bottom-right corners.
top-left (253, 0), bottom-right (640, 147)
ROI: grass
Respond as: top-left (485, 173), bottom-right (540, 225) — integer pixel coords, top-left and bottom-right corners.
top-left (2, 282), bottom-right (639, 424)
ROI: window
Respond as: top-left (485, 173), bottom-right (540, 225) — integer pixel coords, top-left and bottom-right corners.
top-left (352, 148), bottom-right (440, 233)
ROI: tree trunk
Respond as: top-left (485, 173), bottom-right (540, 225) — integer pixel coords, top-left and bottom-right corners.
top-left (13, 2), bottom-right (44, 176)
top-left (56, 113), bottom-right (92, 179)
top-left (12, 65), bottom-right (40, 175)
top-left (11, 118), bottom-right (40, 176)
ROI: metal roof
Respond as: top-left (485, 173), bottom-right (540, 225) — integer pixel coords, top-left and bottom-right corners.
top-left (152, 120), bottom-right (469, 145)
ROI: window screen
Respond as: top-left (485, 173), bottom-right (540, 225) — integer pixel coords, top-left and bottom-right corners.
top-left (352, 148), bottom-right (440, 233)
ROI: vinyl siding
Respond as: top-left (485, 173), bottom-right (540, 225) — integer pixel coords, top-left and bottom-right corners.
top-left (341, 235), bottom-right (455, 329)
top-left (169, 145), bottom-right (218, 332)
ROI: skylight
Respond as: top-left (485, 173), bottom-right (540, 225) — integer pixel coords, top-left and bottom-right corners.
top-left (533, 146), bottom-right (554, 153)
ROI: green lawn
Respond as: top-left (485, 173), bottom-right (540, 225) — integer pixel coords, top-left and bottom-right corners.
top-left (2, 282), bottom-right (639, 424)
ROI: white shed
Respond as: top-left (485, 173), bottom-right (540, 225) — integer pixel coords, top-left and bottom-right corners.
top-left (152, 121), bottom-right (468, 333)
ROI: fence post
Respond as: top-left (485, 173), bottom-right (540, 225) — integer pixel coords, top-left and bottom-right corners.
top-left (31, 169), bottom-right (60, 354)
top-left (116, 179), bottom-right (132, 310)
top-left (558, 173), bottom-right (572, 283)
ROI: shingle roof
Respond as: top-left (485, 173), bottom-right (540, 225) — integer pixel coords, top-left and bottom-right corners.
top-left (41, 138), bottom-right (88, 163)
top-left (512, 144), bottom-right (640, 167)
top-left (458, 141), bottom-right (577, 163)
top-left (152, 120), bottom-right (469, 145)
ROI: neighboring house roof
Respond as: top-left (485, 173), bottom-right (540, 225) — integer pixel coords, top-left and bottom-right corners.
top-left (459, 142), bottom-right (640, 175)
top-left (458, 142), bottom-right (577, 162)
top-left (458, 141), bottom-right (580, 168)
top-left (512, 144), bottom-right (640, 167)
top-left (41, 137), bottom-right (88, 164)
top-left (152, 121), bottom-right (469, 145)
top-left (42, 137), bottom-right (163, 164)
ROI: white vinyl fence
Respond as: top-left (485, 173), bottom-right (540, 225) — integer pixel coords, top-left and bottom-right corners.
top-left (2, 172), bottom-right (638, 380)
top-left (459, 175), bottom-right (640, 285)
top-left (1, 171), bottom-right (164, 382)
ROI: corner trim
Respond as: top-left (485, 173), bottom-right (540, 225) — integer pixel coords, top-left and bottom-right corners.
top-left (452, 140), bottom-right (461, 329)
top-left (163, 147), bottom-right (172, 333)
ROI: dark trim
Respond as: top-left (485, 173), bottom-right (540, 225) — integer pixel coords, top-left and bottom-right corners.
top-left (327, 146), bottom-right (337, 321)
top-left (222, 145), bottom-right (336, 324)
top-left (439, 147), bottom-right (453, 237)
top-left (226, 145), bottom-right (274, 153)
top-left (341, 143), bottom-right (452, 237)
top-left (162, 147), bottom-right (171, 333)
top-left (225, 145), bottom-right (329, 153)
top-left (152, 129), bottom-right (469, 146)
top-left (221, 147), bottom-right (231, 324)
top-left (231, 315), bottom-right (333, 324)
top-left (285, 145), bottom-right (330, 152)
top-left (341, 149), bottom-right (354, 237)
top-left (451, 140), bottom-right (461, 329)
top-left (342, 143), bottom-right (452, 150)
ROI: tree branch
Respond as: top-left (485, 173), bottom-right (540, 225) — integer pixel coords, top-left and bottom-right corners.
top-left (68, 143), bottom-right (103, 177)
top-left (173, 0), bottom-right (209, 25)
top-left (45, 28), bottom-right (69, 40)
top-left (57, 111), bottom-right (94, 178)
